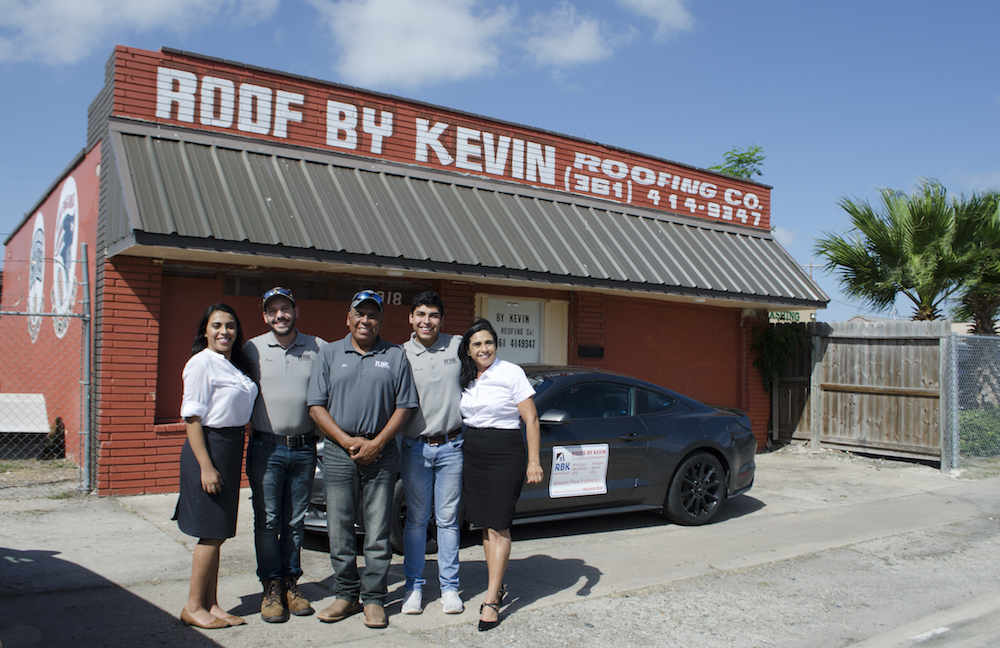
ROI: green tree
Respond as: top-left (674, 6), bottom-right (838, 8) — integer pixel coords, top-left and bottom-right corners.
top-left (709, 144), bottom-right (765, 180)
top-left (953, 194), bottom-right (1000, 334)
top-left (956, 279), bottom-right (1000, 334)
top-left (815, 180), bottom-right (1000, 321)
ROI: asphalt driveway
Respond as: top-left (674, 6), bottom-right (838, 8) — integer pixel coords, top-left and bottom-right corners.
top-left (3, 444), bottom-right (1000, 647)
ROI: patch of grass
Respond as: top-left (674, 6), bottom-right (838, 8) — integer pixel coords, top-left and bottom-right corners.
top-left (0, 459), bottom-right (76, 472)
top-left (47, 490), bottom-right (79, 500)
top-left (957, 456), bottom-right (1000, 480)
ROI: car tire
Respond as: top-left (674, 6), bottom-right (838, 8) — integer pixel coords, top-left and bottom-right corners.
top-left (665, 452), bottom-right (726, 526)
top-left (389, 479), bottom-right (438, 555)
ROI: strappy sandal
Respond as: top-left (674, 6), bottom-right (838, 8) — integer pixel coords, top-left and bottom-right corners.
top-left (478, 584), bottom-right (507, 632)
top-left (478, 602), bottom-right (501, 632)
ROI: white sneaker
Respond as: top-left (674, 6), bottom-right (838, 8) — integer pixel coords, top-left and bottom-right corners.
top-left (401, 590), bottom-right (423, 614)
top-left (441, 590), bottom-right (464, 614)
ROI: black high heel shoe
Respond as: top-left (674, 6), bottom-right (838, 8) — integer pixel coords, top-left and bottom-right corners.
top-left (478, 602), bottom-right (501, 631)
top-left (478, 584), bottom-right (507, 632)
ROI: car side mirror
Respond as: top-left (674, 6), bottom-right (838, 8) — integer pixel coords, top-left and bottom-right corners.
top-left (539, 409), bottom-right (571, 425)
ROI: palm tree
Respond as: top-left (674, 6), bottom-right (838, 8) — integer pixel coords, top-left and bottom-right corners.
top-left (815, 180), bottom-right (1000, 321)
top-left (954, 244), bottom-right (1000, 334)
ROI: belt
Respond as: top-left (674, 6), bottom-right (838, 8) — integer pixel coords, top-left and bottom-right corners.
top-left (251, 430), bottom-right (318, 447)
top-left (421, 429), bottom-right (462, 446)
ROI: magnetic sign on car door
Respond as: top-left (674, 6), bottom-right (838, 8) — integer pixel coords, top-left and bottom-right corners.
top-left (549, 444), bottom-right (610, 498)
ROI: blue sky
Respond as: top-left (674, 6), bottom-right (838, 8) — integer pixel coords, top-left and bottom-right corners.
top-left (1, 0), bottom-right (997, 321)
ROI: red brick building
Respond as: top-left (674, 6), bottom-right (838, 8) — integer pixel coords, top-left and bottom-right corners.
top-left (1, 46), bottom-right (827, 494)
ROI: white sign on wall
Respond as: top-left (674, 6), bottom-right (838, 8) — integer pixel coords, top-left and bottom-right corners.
top-left (488, 298), bottom-right (542, 365)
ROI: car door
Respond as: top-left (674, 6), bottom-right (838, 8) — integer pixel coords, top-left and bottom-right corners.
top-left (633, 386), bottom-right (696, 504)
top-left (517, 381), bottom-right (650, 515)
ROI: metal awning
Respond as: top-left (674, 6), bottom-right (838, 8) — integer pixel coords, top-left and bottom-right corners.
top-left (106, 121), bottom-right (827, 308)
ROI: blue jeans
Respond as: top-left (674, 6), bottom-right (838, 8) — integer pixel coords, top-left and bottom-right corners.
top-left (400, 433), bottom-right (464, 593)
top-left (246, 437), bottom-right (317, 583)
top-left (322, 440), bottom-right (399, 604)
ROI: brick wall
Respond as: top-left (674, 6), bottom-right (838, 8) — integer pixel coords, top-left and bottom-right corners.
top-left (95, 256), bottom-right (163, 494)
top-left (436, 281), bottom-right (478, 337)
top-left (744, 313), bottom-right (770, 451)
top-left (569, 292), bottom-right (606, 369)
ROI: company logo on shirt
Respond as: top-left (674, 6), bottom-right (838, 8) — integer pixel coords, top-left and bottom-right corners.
top-left (443, 357), bottom-right (459, 365)
top-left (375, 360), bottom-right (390, 370)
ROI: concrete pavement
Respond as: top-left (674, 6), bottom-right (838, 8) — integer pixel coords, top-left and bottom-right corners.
top-left (2, 445), bottom-right (1000, 647)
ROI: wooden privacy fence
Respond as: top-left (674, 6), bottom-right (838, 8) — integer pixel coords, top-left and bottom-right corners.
top-left (774, 320), bottom-right (952, 461)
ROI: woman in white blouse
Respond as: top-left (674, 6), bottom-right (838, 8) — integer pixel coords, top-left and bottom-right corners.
top-left (458, 318), bottom-right (542, 631)
top-left (176, 304), bottom-right (258, 629)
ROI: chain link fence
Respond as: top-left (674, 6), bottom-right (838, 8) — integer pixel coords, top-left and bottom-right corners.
top-left (0, 254), bottom-right (90, 497)
top-left (951, 334), bottom-right (1000, 472)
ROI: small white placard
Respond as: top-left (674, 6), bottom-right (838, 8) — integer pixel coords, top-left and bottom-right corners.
top-left (548, 444), bottom-right (609, 498)
top-left (488, 298), bottom-right (542, 365)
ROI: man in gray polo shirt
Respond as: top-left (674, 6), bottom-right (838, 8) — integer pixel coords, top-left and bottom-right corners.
top-left (245, 287), bottom-right (326, 623)
top-left (308, 290), bottom-right (417, 629)
top-left (399, 291), bottom-right (465, 615)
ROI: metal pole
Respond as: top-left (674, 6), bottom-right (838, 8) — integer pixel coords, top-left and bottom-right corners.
top-left (81, 243), bottom-right (93, 492)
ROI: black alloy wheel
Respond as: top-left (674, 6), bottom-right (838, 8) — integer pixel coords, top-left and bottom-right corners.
top-left (665, 452), bottom-right (726, 526)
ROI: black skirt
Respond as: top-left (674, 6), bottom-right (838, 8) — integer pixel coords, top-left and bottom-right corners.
top-left (462, 427), bottom-right (526, 530)
top-left (175, 426), bottom-right (245, 540)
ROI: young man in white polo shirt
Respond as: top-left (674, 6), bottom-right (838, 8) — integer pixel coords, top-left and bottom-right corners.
top-left (399, 291), bottom-right (465, 615)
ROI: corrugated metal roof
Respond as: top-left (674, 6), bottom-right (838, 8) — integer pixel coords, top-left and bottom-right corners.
top-left (109, 124), bottom-right (827, 307)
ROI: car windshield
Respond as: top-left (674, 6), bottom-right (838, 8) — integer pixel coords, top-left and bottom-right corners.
top-left (526, 369), bottom-right (587, 396)
top-left (527, 375), bottom-right (555, 394)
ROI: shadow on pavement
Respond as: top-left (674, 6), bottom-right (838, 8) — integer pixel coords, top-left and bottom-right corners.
top-left (1, 547), bottom-right (225, 648)
top-left (486, 553), bottom-right (602, 616)
top-left (466, 493), bottom-right (765, 546)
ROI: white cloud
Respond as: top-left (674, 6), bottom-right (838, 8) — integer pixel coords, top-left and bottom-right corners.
top-left (523, 2), bottom-right (613, 67)
top-left (950, 168), bottom-right (1000, 192)
top-left (772, 226), bottom-right (795, 247)
top-left (0, 0), bottom-right (278, 64)
top-left (309, 0), bottom-right (513, 88)
top-left (615, 0), bottom-right (693, 40)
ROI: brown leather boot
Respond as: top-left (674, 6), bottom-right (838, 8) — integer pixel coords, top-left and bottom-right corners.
top-left (284, 576), bottom-right (314, 616)
top-left (261, 579), bottom-right (289, 623)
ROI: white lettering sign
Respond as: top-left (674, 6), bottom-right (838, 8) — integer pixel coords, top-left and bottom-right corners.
top-left (156, 67), bottom-right (303, 140)
top-left (489, 298), bottom-right (542, 365)
top-left (149, 63), bottom-right (769, 229)
top-left (569, 152), bottom-right (761, 226)
top-left (549, 444), bottom-right (609, 498)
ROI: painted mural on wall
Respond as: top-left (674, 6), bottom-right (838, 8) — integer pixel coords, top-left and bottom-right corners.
top-left (112, 46), bottom-right (771, 231)
top-left (1, 147), bottom-right (98, 465)
top-left (51, 177), bottom-right (79, 338)
top-left (28, 212), bottom-right (45, 342)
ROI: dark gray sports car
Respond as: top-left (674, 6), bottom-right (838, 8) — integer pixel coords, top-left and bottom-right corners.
top-left (304, 365), bottom-right (756, 552)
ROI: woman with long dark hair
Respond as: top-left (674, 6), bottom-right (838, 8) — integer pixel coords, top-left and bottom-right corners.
top-left (458, 318), bottom-right (542, 631)
top-left (176, 303), bottom-right (258, 629)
